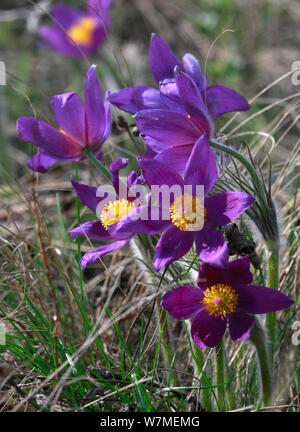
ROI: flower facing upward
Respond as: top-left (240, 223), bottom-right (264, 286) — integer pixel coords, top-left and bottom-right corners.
top-left (39, 0), bottom-right (112, 58)
top-left (114, 134), bottom-right (255, 271)
top-left (17, 66), bottom-right (111, 173)
top-left (162, 257), bottom-right (294, 349)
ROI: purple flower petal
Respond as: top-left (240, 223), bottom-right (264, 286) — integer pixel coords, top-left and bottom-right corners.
top-left (204, 85), bottom-right (250, 119)
top-left (237, 285), bottom-right (294, 314)
top-left (135, 109), bottom-right (201, 148)
top-left (149, 34), bottom-right (182, 83)
top-left (138, 157), bottom-right (184, 191)
top-left (51, 93), bottom-right (85, 145)
top-left (50, 5), bottom-right (81, 29)
top-left (85, 65), bottom-right (106, 146)
top-left (159, 79), bottom-right (185, 113)
top-left (154, 145), bottom-right (193, 174)
top-left (39, 26), bottom-right (82, 58)
top-left (69, 220), bottom-right (111, 241)
top-left (71, 179), bottom-right (115, 214)
top-left (191, 309), bottom-right (226, 349)
top-left (205, 192), bottom-right (255, 228)
top-left (17, 117), bottom-right (82, 159)
top-left (195, 228), bottom-right (229, 268)
top-left (184, 135), bottom-right (218, 196)
top-left (229, 312), bottom-right (254, 341)
top-left (161, 286), bottom-right (204, 320)
top-left (110, 158), bottom-right (128, 197)
top-left (153, 226), bottom-right (193, 272)
top-left (175, 68), bottom-right (213, 135)
top-left (197, 256), bottom-right (253, 290)
top-left (109, 86), bottom-right (165, 114)
top-left (182, 53), bottom-right (208, 92)
top-left (80, 239), bottom-right (130, 269)
top-left (27, 152), bottom-right (61, 173)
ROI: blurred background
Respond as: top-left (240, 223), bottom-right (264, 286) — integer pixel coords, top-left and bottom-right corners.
top-left (0, 0), bottom-right (299, 179)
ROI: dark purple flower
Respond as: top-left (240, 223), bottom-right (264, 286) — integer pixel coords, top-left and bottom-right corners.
top-left (17, 66), bottom-right (111, 173)
top-left (114, 134), bottom-right (255, 271)
top-left (39, 0), bottom-right (112, 58)
top-left (162, 256), bottom-right (294, 349)
top-left (69, 158), bottom-right (167, 269)
top-left (109, 35), bottom-right (250, 171)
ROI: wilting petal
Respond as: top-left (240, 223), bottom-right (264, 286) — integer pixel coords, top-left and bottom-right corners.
top-left (80, 239), bottom-right (130, 269)
top-left (195, 228), bottom-right (229, 268)
top-left (154, 145), bottom-right (193, 174)
top-left (182, 53), bottom-right (208, 92)
top-left (191, 310), bottom-right (226, 349)
top-left (229, 312), bottom-right (254, 341)
top-left (237, 285), bottom-right (294, 314)
top-left (153, 226), bottom-right (193, 272)
top-left (109, 86), bottom-right (165, 114)
top-left (184, 135), bottom-right (217, 196)
top-left (197, 256), bottom-right (253, 290)
top-left (161, 286), bottom-right (204, 320)
top-left (17, 117), bottom-right (82, 159)
top-left (135, 109), bottom-right (200, 147)
top-left (69, 220), bottom-right (111, 241)
top-left (71, 179), bottom-right (115, 214)
top-left (51, 93), bottom-right (85, 144)
top-left (149, 34), bottom-right (182, 83)
top-left (85, 65), bottom-right (106, 146)
top-left (28, 152), bottom-right (62, 173)
top-left (205, 85), bottom-right (250, 119)
top-left (205, 192), bottom-right (255, 228)
top-left (138, 157), bottom-right (184, 191)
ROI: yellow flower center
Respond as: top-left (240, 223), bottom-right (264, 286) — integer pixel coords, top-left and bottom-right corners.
top-left (100, 199), bottom-right (136, 230)
top-left (202, 284), bottom-right (238, 319)
top-left (170, 194), bottom-right (206, 232)
top-left (67, 17), bottom-right (97, 46)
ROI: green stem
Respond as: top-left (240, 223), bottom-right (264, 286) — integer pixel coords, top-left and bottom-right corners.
top-left (192, 343), bottom-right (212, 411)
top-left (85, 149), bottom-right (111, 181)
top-left (265, 242), bottom-right (279, 363)
top-left (156, 295), bottom-right (179, 388)
top-left (249, 318), bottom-right (273, 406)
top-left (216, 341), bottom-right (225, 411)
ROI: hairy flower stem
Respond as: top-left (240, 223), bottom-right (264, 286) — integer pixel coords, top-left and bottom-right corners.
top-left (155, 295), bottom-right (179, 388)
top-left (265, 242), bottom-right (279, 363)
top-left (84, 149), bottom-right (112, 181)
top-left (192, 343), bottom-right (212, 411)
top-left (249, 318), bottom-right (273, 406)
top-left (216, 341), bottom-right (225, 411)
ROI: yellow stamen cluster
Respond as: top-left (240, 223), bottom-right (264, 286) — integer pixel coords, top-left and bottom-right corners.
top-left (100, 199), bottom-right (136, 230)
top-left (170, 194), bottom-right (206, 232)
top-left (202, 284), bottom-right (238, 319)
top-left (68, 17), bottom-right (97, 46)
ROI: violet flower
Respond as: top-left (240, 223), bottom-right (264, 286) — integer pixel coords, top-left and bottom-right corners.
top-left (39, 1), bottom-right (112, 58)
top-left (69, 158), bottom-right (168, 269)
top-left (109, 34), bottom-right (250, 171)
top-left (162, 256), bottom-right (294, 349)
top-left (114, 135), bottom-right (255, 271)
top-left (17, 66), bottom-right (111, 173)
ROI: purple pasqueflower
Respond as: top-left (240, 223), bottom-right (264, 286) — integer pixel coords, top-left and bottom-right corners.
top-left (162, 256), bottom-right (294, 349)
top-left (69, 158), bottom-right (168, 269)
top-left (114, 134), bottom-right (255, 272)
top-left (109, 34), bottom-right (250, 172)
top-left (17, 65), bottom-right (111, 173)
top-left (39, 0), bottom-right (112, 58)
